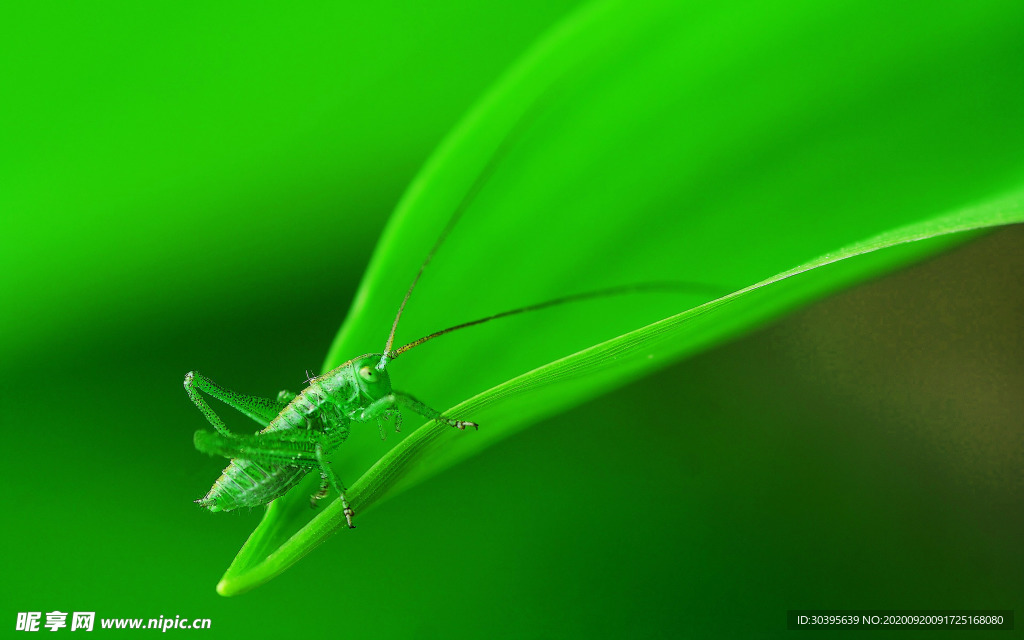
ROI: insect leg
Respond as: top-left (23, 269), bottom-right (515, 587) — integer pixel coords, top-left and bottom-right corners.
top-left (393, 391), bottom-right (478, 431)
top-left (310, 469), bottom-right (330, 509)
top-left (314, 442), bottom-right (354, 528)
top-left (194, 429), bottom-right (238, 457)
top-left (184, 371), bottom-right (284, 431)
top-left (194, 430), bottom-right (321, 464)
top-left (350, 395), bottom-right (395, 421)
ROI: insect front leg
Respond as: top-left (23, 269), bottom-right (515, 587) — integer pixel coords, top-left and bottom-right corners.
top-left (348, 396), bottom-right (401, 434)
top-left (389, 410), bottom-right (403, 433)
top-left (393, 391), bottom-right (477, 431)
top-left (313, 442), bottom-right (354, 528)
top-left (373, 410), bottom-right (404, 440)
top-left (350, 393), bottom-right (474, 431)
top-left (349, 395), bottom-right (397, 423)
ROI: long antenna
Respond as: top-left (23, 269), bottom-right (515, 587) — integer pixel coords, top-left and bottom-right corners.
top-left (386, 281), bottom-right (725, 361)
top-left (377, 184), bottom-right (473, 369)
top-left (378, 106), bottom-right (545, 370)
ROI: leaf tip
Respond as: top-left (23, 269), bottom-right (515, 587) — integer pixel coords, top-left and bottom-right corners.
top-left (216, 577), bottom-right (241, 598)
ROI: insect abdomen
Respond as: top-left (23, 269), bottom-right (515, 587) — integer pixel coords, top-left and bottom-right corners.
top-left (197, 459), bottom-right (307, 512)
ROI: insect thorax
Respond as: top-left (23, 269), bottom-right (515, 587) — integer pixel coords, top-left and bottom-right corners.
top-left (262, 354), bottom-right (392, 435)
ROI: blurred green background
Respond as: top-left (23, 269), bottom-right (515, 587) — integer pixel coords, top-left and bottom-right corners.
top-left (1, 0), bottom-right (1021, 637)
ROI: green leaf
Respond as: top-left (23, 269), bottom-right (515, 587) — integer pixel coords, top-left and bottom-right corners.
top-left (216, 0), bottom-right (1024, 594)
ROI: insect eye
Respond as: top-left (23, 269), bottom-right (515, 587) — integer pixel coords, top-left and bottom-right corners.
top-left (358, 366), bottom-right (377, 382)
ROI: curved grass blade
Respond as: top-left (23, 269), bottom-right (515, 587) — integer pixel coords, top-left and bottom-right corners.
top-left (216, 0), bottom-right (1024, 594)
top-left (220, 193), bottom-right (1022, 595)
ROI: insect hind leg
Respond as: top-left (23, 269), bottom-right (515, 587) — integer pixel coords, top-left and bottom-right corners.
top-left (184, 371), bottom-right (285, 433)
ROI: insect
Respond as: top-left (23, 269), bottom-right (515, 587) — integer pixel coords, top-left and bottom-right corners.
top-left (186, 356), bottom-right (475, 528)
top-left (185, 211), bottom-right (483, 528)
